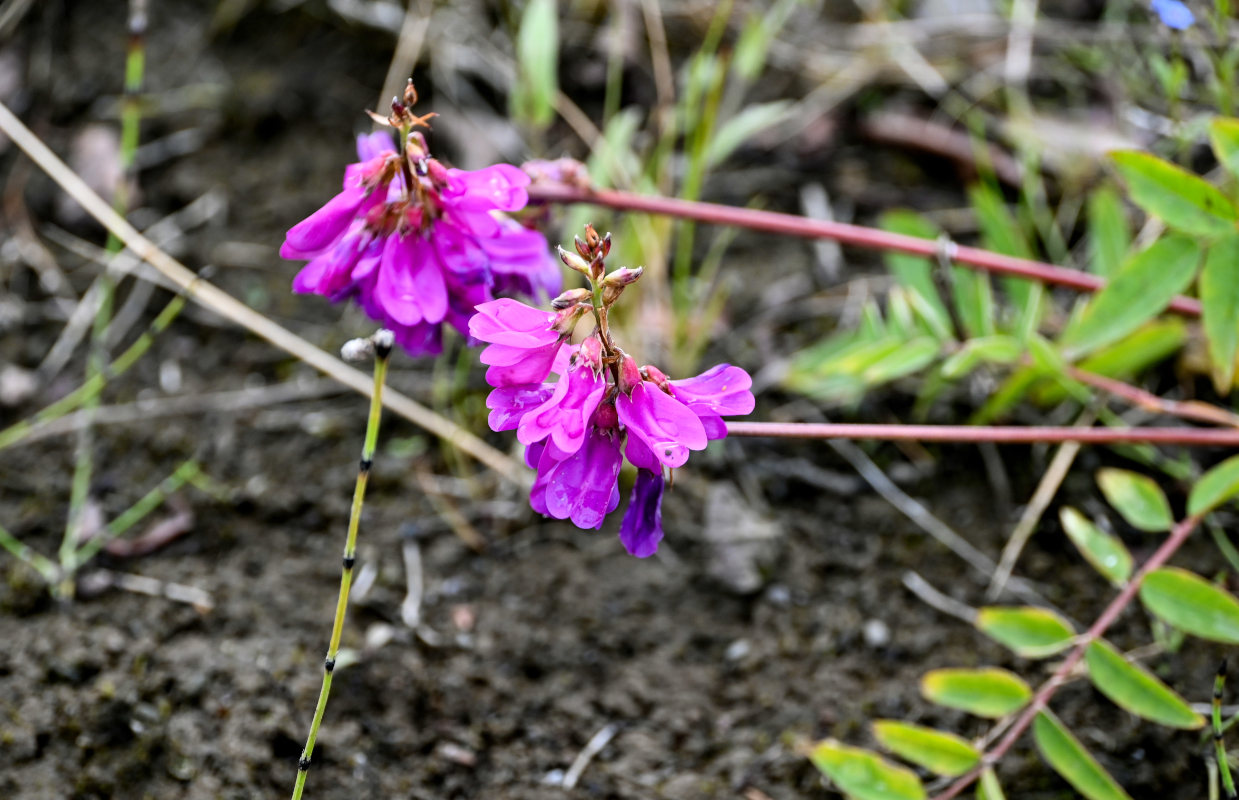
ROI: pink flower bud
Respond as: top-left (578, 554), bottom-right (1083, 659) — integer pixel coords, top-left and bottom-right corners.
top-left (558, 245), bottom-right (592, 276)
top-left (643, 364), bottom-right (670, 391)
top-left (602, 266), bottom-right (643, 287)
top-left (551, 287), bottom-right (593, 310)
top-left (579, 336), bottom-right (604, 371)
top-left (618, 355), bottom-right (641, 394)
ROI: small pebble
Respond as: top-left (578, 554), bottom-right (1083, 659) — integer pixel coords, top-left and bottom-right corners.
top-left (862, 619), bottom-right (890, 648)
top-left (725, 638), bottom-right (751, 662)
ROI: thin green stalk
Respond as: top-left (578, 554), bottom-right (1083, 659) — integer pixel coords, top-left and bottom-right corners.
top-left (67, 459), bottom-right (201, 571)
top-left (292, 334), bottom-right (392, 800)
top-left (62, 1), bottom-right (148, 584)
top-left (0, 522), bottom-right (58, 584)
top-left (1217, 661), bottom-right (1237, 800)
top-left (0, 291), bottom-right (188, 452)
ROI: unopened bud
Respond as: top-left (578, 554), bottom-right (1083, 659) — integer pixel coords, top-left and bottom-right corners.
top-left (602, 266), bottom-right (642, 287)
top-left (341, 338), bottom-right (375, 362)
top-left (574, 235), bottom-right (590, 260)
top-left (590, 257), bottom-right (605, 282)
top-left (403, 78), bottom-right (419, 107)
top-left (601, 283), bottom-right (625, 306)
top-left (558, 245), bottom-right (591, 276)
top-left (579, 336), bottom-right (604, 371)
top-left (618, 355), bottom-right (642, 394)
top-left (592, 401), bottom-right (619, 430)
top-left (551, 287), bottom-right (592, 309)
top-left (643, 364), bottom-right (670, 390)
top-left (551, 305), bottom-right (586, 334)
top-left (600, 232), bottom-right (612, 258)
top-left (584, 223), bottom-right (601, 250)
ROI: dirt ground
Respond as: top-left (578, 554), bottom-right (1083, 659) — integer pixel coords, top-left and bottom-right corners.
top-left (0, 2), bottom-right (1233, 798)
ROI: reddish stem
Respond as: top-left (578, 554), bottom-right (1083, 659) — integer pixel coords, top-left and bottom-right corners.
top-left (725, 421), bottom-right (1239, 446)
top-left (930, 514), bottom-right (1204, 800)
top-left (526, 183), bottom-right (1202, 317)
top-left (1065, 366), bottom-right (1239, 428)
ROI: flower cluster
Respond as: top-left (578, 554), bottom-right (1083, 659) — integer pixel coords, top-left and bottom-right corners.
top-left (471, 226), bottom-right (754, 558)
top-left (280, 83), bottom-right (559, 355)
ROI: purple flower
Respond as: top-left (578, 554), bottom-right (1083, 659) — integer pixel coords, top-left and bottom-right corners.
top-left (670, 364), bottom-right (755, 440)
top-left (1152, 0), bottom-right (1194, 29)
top-left (283, 131), bottom-right (559, 356)
top-left (530, 422), bottom-right (624, 529)
top-left (517, 339), bottom-right (606, 454)
top-left (615, 357), bottom-right (707, 469)
top-left (470, 298), bottom-right (569, 387)
top-left (619, 469), bottom-right (664, 558)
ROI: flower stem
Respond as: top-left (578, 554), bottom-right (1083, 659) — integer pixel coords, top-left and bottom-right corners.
top-left (525, 182), bottom-right (1202, 317)
top-left (725, 421), bottom-right (1239, 446)
top-left (291, 336), bottom-right (391, 800)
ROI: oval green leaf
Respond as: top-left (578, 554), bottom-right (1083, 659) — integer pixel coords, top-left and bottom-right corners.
top-left (1210, 118), bottom-right (1239, 180)
top-left (1140, 567), bottom-right (1239, 643)
top-left (1088, 186), bottom-right (1130, 279)
top-left (976, 607), bottom-right (1075, 658)
top-left (920, 667), bottom-right (1032, 718)
top-left (1059, 507), bottom-right (1133, 586)
top-left (1201, 235), bottom-right (1239, 393)
top-left (1112, 150), bottom-right (1238, 236)
top-left (1084, 640), bottom-right (1204, 729)
top-left (1033, 711), bottom-right (1133, 800)
top-left (809, 740), bottom-right (926, 800)
top-left (1190, 454), bottom-right (1239, 516)
top-left (1096, 468), bottom-right (1173, 532)
top-left (872, 721), bottom-right (980, 777)
top-left (1059, 235), bottom-right (1201, 359)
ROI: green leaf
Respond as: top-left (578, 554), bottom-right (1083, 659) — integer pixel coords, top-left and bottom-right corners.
top-left (1209, 118), bottom-right (1239, 180)
top-left (1059, 507), bottom-right (1133, 586)
top-left (1189, 454), bottom-right (1239, 516)
top-left (940, 336), bottom-right (1023, 380)
top-left (1087, 186), bottom-right (1130, 278)
top-left (510, 0), bottom-right (559, 129)
top-left (1084, 640), bottom-right (1205, 729)
top-left (872, 721), bottom-right (979, 777)
top-left (951, 266), bottom-right (996, 339)
top-left (880, 211), bottom-right (953, 341)
top-left (1034, 321), bottom-right (1187, 406)
top-left (969, 184), bottom-right (1042, 336)
top-left (705, 101), bottom-right (791, 167)
top-left (1059, 235), bottom-right (1200, 359)
top-left (1200, 235), bottom-right (1239, 394)
top-left (1140, 567), bottom-right (1239, 643)
top-left (861, 337), bottom-right (941, 386)
top-left (1095, 468), bottom-right (1173, 532)
top-left (1112, 150), bottom-right (1238, 236)
top-left (976, 767), bottom-right (1006, 800)
top-left (920, 667), bottom-right (1032, 718)
top-left (809, 740), bottom-right (926, 800)
top-left (1033, 712), bottom-right (1134, 800)
top-left (975, 606), bottom-right (1074, 658)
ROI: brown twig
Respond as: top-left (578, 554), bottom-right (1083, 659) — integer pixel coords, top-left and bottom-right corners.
top-left (1065, 365), bottom-right (1239, 428)
top-left (725, 422), bottom-right (1239, 446)
top-left (526, 182), bottom-right (1202, 317)
top-left (931, 513), bottom-right (1204, 800)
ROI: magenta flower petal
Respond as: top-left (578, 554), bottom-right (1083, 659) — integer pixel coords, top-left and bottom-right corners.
top-left (542, 426), bottom-right (624, 529)
top-left (486, 384), bottom-right (556, 431)
top-left (356, 131), bottom-right (395, 161)
top-left (623, 434), bottom-right (662, 471)
top-left (481, 341), bottom-right (563, 386)
top-left (670, 364), bottom-right (755, 417)
top-left (616, 383), bottom-right (708, 469)
top-left (376, 234), bottom-right (449, 326)
top-left (444, 164), bottom-right (531, 212)
top-left (281, 186), bottom-right (369, 257)
top-left (291, 232), bottom-right (366, 297)
top-left (432, 220), bottom-right (492, 285)
top-left (469, 298), bottom-right (560, 346)
top-left (619, 469), bottom-right (664, 558)
top-left (517, 362), bottom-right (605, 453)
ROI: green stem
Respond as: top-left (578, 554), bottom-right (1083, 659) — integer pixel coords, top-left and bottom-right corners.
top-left (0, 522), bottom-right (59, 584)
top-left (1217, 661), bottom-right (1237, 800)
top-left (291, 336), bottom-right (391, 800)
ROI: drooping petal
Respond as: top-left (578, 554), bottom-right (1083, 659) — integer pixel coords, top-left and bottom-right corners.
top-left (669, 364), bottom-right (755, 417)
top-left (483, 220), bottom-right (561, 298)
top-left (281, 186), bottom-right (369, 257)
top-left (486, 384), bottom-right (556, 431)
top-left (517, 363), bottom-right (606, 454)
top-left (356, 131), bottom-right (396, 161)
top-left (619, 469), bottom-right (664, 558)
top-left (623, 433), bottom-right (661, 471)
top-left (291, 230), bottom-right (369, 297)
top-left (482, 341), bottom-right (563, 387)
top-left (616, 383), bottom-right (708, 469)
top-left (431, 219), bottom-right (492, 285)
top-left (443, 164), bottom-right (531, 212)
top-left (376, 234), bottom-right (449, 326)
top-left (542, 426), bottom-right (624, 529)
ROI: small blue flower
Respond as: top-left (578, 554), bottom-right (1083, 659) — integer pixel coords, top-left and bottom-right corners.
top-left (1152, 0), bottom-right (1195, 30)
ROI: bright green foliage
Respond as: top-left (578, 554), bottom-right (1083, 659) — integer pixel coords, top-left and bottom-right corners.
top-left (1189, 454), bottom-right (1239, 516)
top-left (1200, 234), bottom-right (1239, 394)
top-left (1087, 186), bottom-right (1130, 278)
top-left (1059, 507), bottom-right (1133, 586)
top-left (1209, 118), bottom-right (1239, 180)
top-left (920, 667), bottom-right (1032, 718)
top-left (705, 102), bottom-right (791, 167)
top-left (969, 183), bottom-right (1041, 337)
top-left (951, 264), bottom-right (996, 340)
top-left (1032, 712), bottom-right (1133, 800)
top-left (510, 0), bottom-right (559, 129)
top-left (809, 740), bottom-right (926, 800)
top-left (880, 211), bottom-right (953, 341)
top-left (976, 767), bottom-right (1006, 800)
top-left (975, 606), bottom-right (1075, 658)
top-left (1139, 567), bottom-right (1239, 644)
top-left (871, 721), bottom-right (980, 777)
top-left (941, 336), bottom-right (1022, 380)
top-left (1084, 640), bottom-right (1205, 729)
top-left (1095, 468), bottom-right (1173, 532)
top-left (1059, 235), bottom-right (1200, 359)
top-left (1111, 150), bottom-right (1238, 236)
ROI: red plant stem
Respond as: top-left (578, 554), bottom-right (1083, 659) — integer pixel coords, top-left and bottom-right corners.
top-left (1065, 366), bottom-right (1239, 428)
top-left (725, 422), bottom-right (1239, 446)
top-left (526, 183), bottom-right (1203, 317)
top-left (930, 513), bottom-right (1204, 800)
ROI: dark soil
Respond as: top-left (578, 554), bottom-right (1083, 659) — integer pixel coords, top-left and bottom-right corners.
top-left (0, 2), bottom-right (1231, 799)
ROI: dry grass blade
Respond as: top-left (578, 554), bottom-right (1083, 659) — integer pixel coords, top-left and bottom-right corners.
top-left (0, 100), bottom-right (525, 486)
